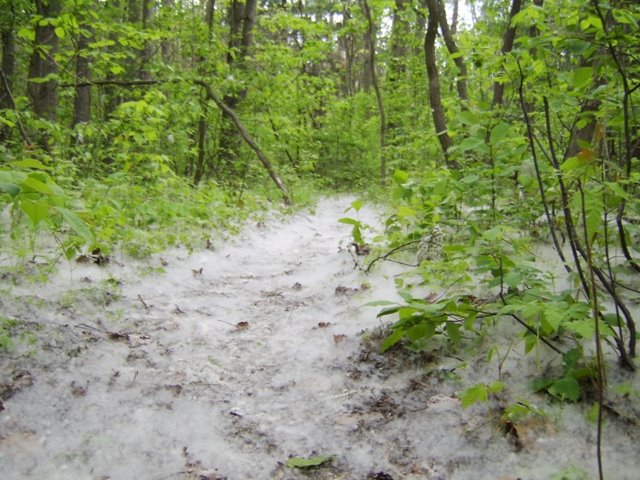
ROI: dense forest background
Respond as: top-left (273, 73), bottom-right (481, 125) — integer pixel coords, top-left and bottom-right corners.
top-left (1, 1), bottom-right (639, 469)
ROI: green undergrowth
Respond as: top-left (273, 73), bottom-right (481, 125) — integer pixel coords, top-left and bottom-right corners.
top-left (346, 165), bottom-right (639, 434)
top-left (1, 160), bottom-right (328, 269)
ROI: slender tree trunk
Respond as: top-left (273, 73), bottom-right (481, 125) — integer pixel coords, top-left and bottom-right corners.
top-left (424, 0), bottom-right (454, 163)
top-left (193, 0), bottom-right (216, 184)
top-left (28, 0), bottom-right (62, 122)
top-left (491, 0), bottom-right (523, 107)
top-left (161, 0), bottom-right (175, 63)
top-left (435, 0), bottom-right (468, 104)
top-left (451, 0), bottom-right (459, 34)
top-left (0, 16), bottom-right (16, 142)
top-left (73, 23), bottom-right (93, 127)
top-left (361, 0), bottom-right (386, 185)
top-left (140, 0), bottom-right (154, 81)
top-left (219, 0), bottom-right (257, 166)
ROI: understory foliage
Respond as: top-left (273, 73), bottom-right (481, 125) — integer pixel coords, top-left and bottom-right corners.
top-left (339, 0), bottom-right (639, 452)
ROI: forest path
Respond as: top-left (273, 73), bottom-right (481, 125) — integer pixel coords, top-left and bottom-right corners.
top-left (1, 197), bottom-right (638, 480)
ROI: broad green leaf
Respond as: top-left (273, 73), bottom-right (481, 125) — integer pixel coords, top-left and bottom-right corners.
top-left (376, 305), bottom-right (402, 317)
top-left (351, 199), bottom-right (363, 211)
top-left (405, 322), bottom-right (430, 342)
top-left (393, 169), bottom-right (409, 184)
top-left (55, 207), bottom-right (94, 244)
top-left (548, 377), bottom-right (580, 402)
top-left (397, 206), bottom-right (416, 218)
top-left (381, 329), bottom-right (405, 352)
top-left (572, 67), bottom-right (593, 89)
top-left (286, 455), bottom-right (332, 469)
top-left (9, 159), bottom-right (50, 170)
top-left (338, 217), bottom-right (358, 226)
top-left (445, 322), bottom-right (461, 344)
top-left (461, 384), bottom-right (489, 408)
top-left (458, 136), bottom-right (486, 152)
top-left (54, 26), bottom-right (65, 39)
top-left (490, 122), bottom-right (510, 145)
top-left (20, 199), bottom-right (49, 226)
top-left (0, 183), bottom-right (20, 197)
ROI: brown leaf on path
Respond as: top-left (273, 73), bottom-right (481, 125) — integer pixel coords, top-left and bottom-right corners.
top-left (192, 267), bottom-right (203, 277)
top-left (318, 322), bottom-right (332, 328)
top-left (236, 321), bottom-right (250, 330)
top-left (333, 334), bottom-right (347, 344)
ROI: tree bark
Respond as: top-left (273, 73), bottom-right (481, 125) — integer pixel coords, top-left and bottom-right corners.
top-left (361, 0), bottom-right (386, 185)
top-left (28, 0), bottom-right (62, 122)
top-left (73, 22), bottom-right (93, 126)
top-left (491, 0), bottom-right (523, 108)
top-left (0, 14), bottom-right (16, 142)
top-left (193, 0), bottom-right (216, 184)
top-left (434, 0), bottom-right (468, 104)
top-left (140, 0), bottom-right (154, 81)
top-left (424, 0), bottom-right (454, 163)
top-left (219, 0), bottom-right (258, 165)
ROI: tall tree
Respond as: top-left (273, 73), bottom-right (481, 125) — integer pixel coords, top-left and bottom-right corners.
top-left (435, 0), bottom-right (468, 104)
top-left (424, 0), bottom-right (454, 163)
top-left (27, 0), bottom-right (62, 122)
top-left (491, 0), bottom-right (522, 108)
top-left (73, 11), bottom-right (93, 127)
top-left (0, 4), bottom-right (17, 142)
top-left (361, 0), bottom-right (386, 185)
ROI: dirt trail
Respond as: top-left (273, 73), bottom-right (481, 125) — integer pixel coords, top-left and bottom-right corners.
top-left (1, 197), bottom-right (638, 480)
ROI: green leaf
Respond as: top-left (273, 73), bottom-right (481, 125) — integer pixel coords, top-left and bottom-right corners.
top-left (548, 376), bottom-right (580, 402)
top-left (350, 199), bottom-right (363, 212)
top-left (572, 67), bottom-right (593, 89)
top-left (20, 199), bottom-right (49, 226)
top-left (458, 136), bottom-right (486, 152)
top-left (21, 175), bottom-right (55, 195)
top-left (490, 122), bottom-right (510, 145)
top-left (393, 169), bottom-right (409, 184)
top-left (338, 217), bottom-right (358, 226)
top-left (0, 182), bottom-right (20, 197)
top-left (397, 206), bottom-right (416, 218)
top-left (9, 159), bottom-right (50, 170)
top-left (55, 207), bottom-right (94, 244)
top-left (286, 455), bottom-right (332, 469)
top-left (461, 384), bottom-right (489, 408)
top-left (54, 26), bottom-right (65, 39)
top-left (381, 329), bottom-right (405, 352)
top-left (376, 305), bottom-right (402, 317)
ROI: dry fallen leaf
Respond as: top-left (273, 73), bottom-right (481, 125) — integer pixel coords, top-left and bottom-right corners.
top-left (333, 334), bottom-right (347, 344)
top-left (318, 322), bottom-right (332, 328)
top-left (236, 321), bottom-right (250, 330)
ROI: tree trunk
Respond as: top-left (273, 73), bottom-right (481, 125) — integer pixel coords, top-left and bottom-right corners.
top-left (73, 23), bottom-right (93, 127)
top-left (424, 0), bottom-right (454, 163)
top-left (435, 0), bottom-right (468, 104)
top-left (193, 0), bottom-right (216, 184)
top-left (451, 0), bottom-right (459, 35)
top-left (218, 0), bottom-right (258, 166)
top-left (491, 0), bottom-right (523, 108)
top-left (0, 16), bottom-right (16, 142)
top-left (28, 0), bottom-right (62, 122)
top-left (361, 0), bottom-right (386, 185)
top-left (140, 0), bottom-right (154, 81)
